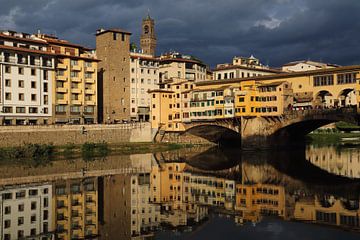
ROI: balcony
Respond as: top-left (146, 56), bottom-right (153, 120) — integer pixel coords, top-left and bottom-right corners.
top-left (57, 63), bottom-right (67, 70)
top-left (85, 67), bottom-right (95, 72)
top-left (71, 100), bottom-right (82, 105)
top-left (85, 78), bottom-right (95, 83)
top-left (71, 77), bottom-right (82, 82)
top-left (85, 100), bottom-right (95, 105)
top-left (56, 88), bottom-right (68, 93)
top-left (71, 65), bottom-right (82, 71)
top-left (57, 99), bottom-right (68, 105)
top-left (57, 75), bottom-right (67, 81)
top-left (72, 88), bottom-right (82, 94)
top-left (85, 89), bottom-right (95, 95)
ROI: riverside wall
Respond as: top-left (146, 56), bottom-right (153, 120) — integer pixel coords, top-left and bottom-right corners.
top-left (0, 122), bottom-right (152, 147)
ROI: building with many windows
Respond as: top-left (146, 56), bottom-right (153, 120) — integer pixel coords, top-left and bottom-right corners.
top-left (0, 183), bottom-right (53, 240)
top-left (53, 178), bottom-right (98, 240)
top-left (213, 55), bottom-right (280, 80)
top-left (130, 52), bottom-right (159, 121)
top-left (0, 31), bottom-right (55, 125)
top-left (37, 34), bottom-right (99, 124)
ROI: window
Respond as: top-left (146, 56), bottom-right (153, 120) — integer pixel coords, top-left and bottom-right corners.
top-left (18, 217), bottom-right (24, 225)
top-left (18, 67), bottom-right (24, 75)
top-left (18, 80), bottom-right (24, 88)
top-left (31, 81), bottom-right (36, 88)
top-left (31, 215), bottom-right (36, 223)
top-left (29, 107), bottom-right (38, 113)
top-left (3, 107), bottom-right (12, 113)
top-left (113, 32), bottom-right (117, 40)
top-left (5, 66), bottom-right (11, 73)
top-left (16, 107), bottom-right (25, 113)
top-left (30, 201), bottom-right (37, 210)
top-left (4, 220), bottom-right (10, 228)
top-left (313, 75), bottom-right (334, 86)
top-left (5, 79), bottom-right (11, 87)
top-left (5, 92), bottom-right (11, 100)
top-left (337, 72), bottom-right (357, 84)
top-left (4, 206), bottom-right (11, 214)
top-left (16, 191), bottom-right (25, 199)
top-left (70, 59), bottom-right (78, 66)
top-left (31, 68), bottom-right (36, 76)
top-left (55, 105), bottom-right (66, 113)
top-left (31, 94), bottom-right (37, 101)
top-left (43, 70), bottom-right (48, 80)
top-left (70, 71), bottom-right (78, 77)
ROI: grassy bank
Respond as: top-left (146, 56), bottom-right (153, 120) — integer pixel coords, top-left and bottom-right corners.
top-left (307, 131), bottom-right (360, 145)
top-left (0, 142), bottom-right (198, 165)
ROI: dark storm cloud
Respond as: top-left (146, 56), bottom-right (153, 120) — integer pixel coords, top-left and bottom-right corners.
top-left (1, 0), bottom-right (359, 67)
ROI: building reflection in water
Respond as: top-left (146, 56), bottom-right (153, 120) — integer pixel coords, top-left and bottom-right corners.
top-left (0, 146), bottom-right (359, 239)
top-left (306, 144), bottom-right (360, 178)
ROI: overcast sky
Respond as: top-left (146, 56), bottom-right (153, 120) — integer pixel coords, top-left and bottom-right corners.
top-left (1, 0), bottom-right (359, 68)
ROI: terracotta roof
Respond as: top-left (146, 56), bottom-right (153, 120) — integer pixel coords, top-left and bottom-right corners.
top-left (130, 54), bottom-right (158, 61)
top-left (95, 28), bottom-right (132, 36)
top-left (0, 45), bottom-right (55, 56)
top-left (56, 53), bottom-right (100, 62)
top-left (258, 81), bottom-right (286, 87)
top-left (45, 38), bottom-right (92, 50)
top-left (0, 33), bottom-right (48, 45)
top-left (196, 65), bottom-right (360, 87)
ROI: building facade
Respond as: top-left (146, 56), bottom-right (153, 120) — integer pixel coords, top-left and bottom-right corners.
top-left (130, 52), bottom-right (159, 121)
top-left (213, 55), bottom-right (280, 80)
top-left (0, 183), bottom-right (53, 240)
top-left (0, 31), bottom-right (55, 125)
top-left (53, 178), bottom-right (98, 240)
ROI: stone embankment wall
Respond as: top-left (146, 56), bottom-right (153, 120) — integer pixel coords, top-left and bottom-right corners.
top-left (0, 122), bottom-right (152, 147)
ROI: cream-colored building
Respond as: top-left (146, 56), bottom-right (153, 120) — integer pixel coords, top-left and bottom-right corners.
top-left (159, 52), bottom-right (208, 82)
top-left (213, 55), bottom-right (280, 80)
top-left (282, 60), bottom-right (339, 72)
top-left (0, 183), bottom-right (53, 240)
top-left (0, 31), bottom-right (55, 125)
top-left (130, 52), bottom-right (159, 121)
top-left (306, 145), bottom-right (360, 179)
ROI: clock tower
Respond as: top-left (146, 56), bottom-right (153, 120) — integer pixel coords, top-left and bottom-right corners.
top-left (140, 14), bottom-right (157, 56)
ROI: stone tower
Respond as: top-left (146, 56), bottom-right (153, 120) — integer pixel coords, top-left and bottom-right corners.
top-left (96, 28), bottom-right (131, 123)
top-left (140, 14), bottom-right (157, 56)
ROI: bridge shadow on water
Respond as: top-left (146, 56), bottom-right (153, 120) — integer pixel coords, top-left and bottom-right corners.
top-left (184, 145), bottom-right (360, 197)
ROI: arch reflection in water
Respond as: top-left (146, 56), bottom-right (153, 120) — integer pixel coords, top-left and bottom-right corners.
top-left (0, 146), bottom-right (359, 239)
top-left (306, 144), bottom-right (360, 179)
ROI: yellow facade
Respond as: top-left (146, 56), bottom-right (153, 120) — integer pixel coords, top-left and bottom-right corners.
top-left (52, 178), bottom-right (98, 240)
top-left (235, 184), bottom-right (286, 222)
top-left (42, 37), bottom-right (98, 124)
top-left (150, 65), bottom-right (360, 132)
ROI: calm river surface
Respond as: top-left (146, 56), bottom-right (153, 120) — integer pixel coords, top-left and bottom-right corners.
top-left (0, 141), bottom-right (360, 240)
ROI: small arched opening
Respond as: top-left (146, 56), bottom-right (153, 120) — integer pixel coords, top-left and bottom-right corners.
top-left (314, 90), bottom-right (334, 108)
top-left (338, 88), bottom-right (357, 107)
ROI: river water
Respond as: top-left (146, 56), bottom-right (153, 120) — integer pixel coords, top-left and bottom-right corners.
top-left (0, 141), bottom-right (360, 240)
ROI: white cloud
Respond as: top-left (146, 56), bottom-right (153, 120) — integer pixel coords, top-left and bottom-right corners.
top-left (255, 17), bottom-right (282, 29)
top-left (0, 7), bottom-right (21, 29)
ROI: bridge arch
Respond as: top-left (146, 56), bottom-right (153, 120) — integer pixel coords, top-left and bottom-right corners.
top-left (338, 88), bottom-right (357, 107)
top-left (185, 124), bottom-right (241, 146)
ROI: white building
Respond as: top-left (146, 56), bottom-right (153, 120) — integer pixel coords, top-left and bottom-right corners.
top-left (159, 52), bottom-right (208, 82)
top-left (130, 173), bottom-right (160, 237)
top-left (0, 31), bottom-right (55, 125)
top-left (282, 60), bottom-right (339, 72)
top-left (0, 183), bottom-right (53, 240)
top-left (130, 52), bottom-right (159, 121)
top-left (213, 55), bottom-right (280, 80)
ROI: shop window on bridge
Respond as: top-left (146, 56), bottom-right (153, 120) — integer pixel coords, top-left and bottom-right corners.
top-left (337, 72), bottom-right (357, 84)
top-left (239, 97), bottom-right (245, 102)
top-left (313, 75), bottom-right (334, 86)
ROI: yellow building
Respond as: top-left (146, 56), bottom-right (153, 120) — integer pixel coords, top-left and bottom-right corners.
top-left (38, 34), bottom-right (99, 124)
top-left (151, 65), bottom-right (360, 132)
top-left (235, 184), bottom-right (286, 222)
top-left (294, 196), bottom-right (360, 229)
top-left (53, 178), bottom-right (98, 240)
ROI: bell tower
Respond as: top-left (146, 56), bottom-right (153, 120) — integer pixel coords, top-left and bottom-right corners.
top-left (140, 14), bottom-right (157, 56)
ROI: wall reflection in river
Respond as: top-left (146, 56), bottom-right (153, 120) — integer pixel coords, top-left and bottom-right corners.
top-left (0, 144), bottom-right (359, 239)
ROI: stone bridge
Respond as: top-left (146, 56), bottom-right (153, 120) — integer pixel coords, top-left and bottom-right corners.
top-left (183, 108), bottom-right (360, 148)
